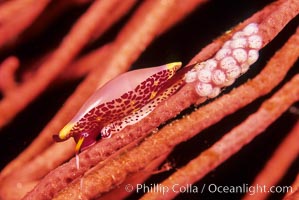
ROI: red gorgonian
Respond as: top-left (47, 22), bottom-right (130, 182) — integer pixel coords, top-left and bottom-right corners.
top-left (0, 0), bottom-right (298, 199)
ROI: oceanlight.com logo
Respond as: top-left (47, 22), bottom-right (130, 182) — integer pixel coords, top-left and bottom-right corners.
top-left (206, 184), bottom-right (293, 196)
top-left (125, 183), bottom-right (293, 196)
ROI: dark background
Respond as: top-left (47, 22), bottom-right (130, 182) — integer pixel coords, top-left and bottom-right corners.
top-left (0, 0), bottom-right (298, 199)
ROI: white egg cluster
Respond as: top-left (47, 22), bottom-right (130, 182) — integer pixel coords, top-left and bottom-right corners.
top-left (185, 23), bottom-right (262, 98)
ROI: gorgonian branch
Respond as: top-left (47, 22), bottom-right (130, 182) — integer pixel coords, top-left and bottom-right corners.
top-left (0, 0), bottom-right (137, 178)
top-left (0, 0), bottom-right (298, 199)
top-left (143, 74), bottom-right (299, 200)
top-left (0, 0), bottom-right (135, 128)
top-left (22, 0), bottom-right (298, 199)
top-left (0, 0), bottom-right (50, 48)
top-left (0, 56), bottom-right (19, 94)
top-left (286, 173), bottom-right (299, 199)
top-left (0, 0), bottom-right (207, 199)
top-left (243, 121), bottom-right (299, 200)
top-left (52, 15), bottom-right (299, 199)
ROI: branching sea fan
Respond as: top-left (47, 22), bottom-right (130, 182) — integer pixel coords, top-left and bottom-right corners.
top-left (0, 0), bottom-right (298, 199)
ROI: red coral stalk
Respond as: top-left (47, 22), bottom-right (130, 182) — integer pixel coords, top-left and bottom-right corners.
top-left (0, 0), bottom-right (50, 48)
top-left (0, 0), bottom-right (133, 127)
top-left (100, 151), bottom-right (171, 200)
top-left (52, 21), bottom-right (299, 199)
top-left (0, 56), bottom-right (19, 94)
top-left (286, 173), bottom-right (299, 199)
top-left (0, 0), bottom-right (136, 178)
top-left (1, 0), bottom-right (208, 199)
top-left (141, 73), bottom-right (299, 200)
top-left (0, 0), bottom-right (298, 199)
top-left (285, 188), bottom-right (299, 200)
top-left (242, 121), bottom-right (299, 200)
